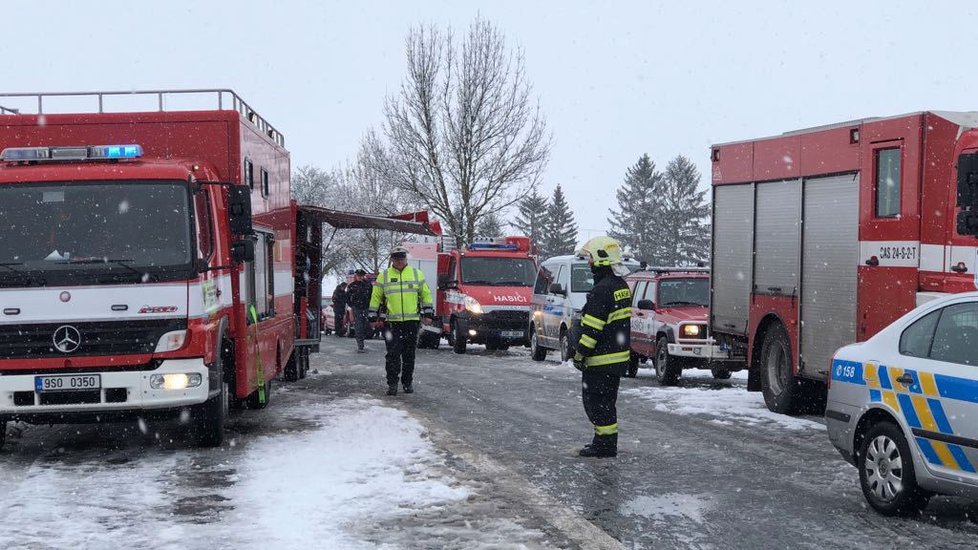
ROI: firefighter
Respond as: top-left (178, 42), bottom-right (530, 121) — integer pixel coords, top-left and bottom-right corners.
top-left (331, 282), bottom-right (349, 336)
top-left (347, 269), bottom-right (373, 352)
top-left (572, 236), bottom-right (632, 458)
top-left (368, 247), bottom-right (434, 395)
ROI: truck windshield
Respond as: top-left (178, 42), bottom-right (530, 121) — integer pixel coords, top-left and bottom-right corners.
top-left (0, 181), bottom-right (194, 284)
top-left (658, 278), bottom-right (710, 308)
top-left (460, 257), bottom-right (536, 286)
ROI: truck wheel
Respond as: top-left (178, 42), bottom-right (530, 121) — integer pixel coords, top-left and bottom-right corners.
top-left (858, 422), bottom-right (930, 516)
top-left (284, 349), bottom-right (301, 382)
top-left (452, 321), bottom-right (467, 354)
top-left (559, 329), bottom-right (573, 362)
top-left (655, 337), bottom-right (682, 386)
top-left (530, 326), bottom-right (547, 361)
top-left (711, 365), bottom-right (732, 380)
top-left (192, 369), bottom-right (228, 447)
top-left (625, 352), bottom-right (639, 378)
top-left (759, 323), bottom-right (800, 414)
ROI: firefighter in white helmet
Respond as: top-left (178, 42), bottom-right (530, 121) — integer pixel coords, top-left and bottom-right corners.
top-left (573, 236), bottom-right (632, 458)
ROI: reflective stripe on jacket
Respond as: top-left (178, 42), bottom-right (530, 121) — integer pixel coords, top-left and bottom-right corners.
top-left (368, 265), bottom-right (433, 322)
top-left (575, 274), bottom-right (632, 368)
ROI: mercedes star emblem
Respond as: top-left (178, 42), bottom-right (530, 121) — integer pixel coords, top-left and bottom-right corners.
top-left (53, 325), bottom-right (82, 353)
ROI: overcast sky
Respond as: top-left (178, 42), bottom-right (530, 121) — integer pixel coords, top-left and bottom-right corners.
top-left (3, 1), bottom-right (977, 241)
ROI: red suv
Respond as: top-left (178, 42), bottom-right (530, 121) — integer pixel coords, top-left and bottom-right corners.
top-left (626, 267), bottom-right (736, 383)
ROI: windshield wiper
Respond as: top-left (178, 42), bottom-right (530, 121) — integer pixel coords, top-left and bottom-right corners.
top-left (463, 279), bottom-right (494, 285)
top-left (492, 280), bottom-right (532, 286)
top-left (0, 262), bottom-right (45, 287)
top-left (59, 258), bottom-right (151, 281)
top-left (661, 301), bottom-right (706, 307)
top-left (0, 262), bottom-right (26, 275)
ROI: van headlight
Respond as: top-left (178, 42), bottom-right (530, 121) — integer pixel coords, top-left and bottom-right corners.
top-left (464, 296), bottom-right (483, 314)
top-left (680, 324), bottom-right (704, 338)
top-left (155, 330), bottom-right (188, 352)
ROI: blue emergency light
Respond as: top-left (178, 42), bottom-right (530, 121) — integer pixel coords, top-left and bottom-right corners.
top-left (1, 144), bottom-right (143, 162)
top-left (468, 242), bottom-right (519, 250)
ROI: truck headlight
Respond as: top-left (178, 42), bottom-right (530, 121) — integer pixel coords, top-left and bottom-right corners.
top-left (464, 296), bottom-right (483, 314)
top-left (680, 324), bottom-right (704, 338)
top-left (155, 330), bottom-right (188, 352)
top-left (150, 373), bottom-right (202, 390)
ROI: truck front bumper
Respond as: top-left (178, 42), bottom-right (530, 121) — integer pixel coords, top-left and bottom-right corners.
top-left (0, 358), bottom-right (210, 421)
top-left (667, 341), bottom-right (732, 362)
top-left (460, 310), bottom-right (530, 344)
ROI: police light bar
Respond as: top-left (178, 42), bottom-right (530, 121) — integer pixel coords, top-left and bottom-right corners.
top-left (1, 144), bottom-right (143, 162)
top-left (468, 242), bottom-right (519, 250)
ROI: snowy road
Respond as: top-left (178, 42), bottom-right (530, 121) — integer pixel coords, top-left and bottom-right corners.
top-left (2, 336), bottom-right (978, 549)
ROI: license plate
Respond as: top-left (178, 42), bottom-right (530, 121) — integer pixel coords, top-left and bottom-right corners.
top-left (501, 330), bottom-right (524, 338)
top-left (35, 374), bottom-right (101, 392)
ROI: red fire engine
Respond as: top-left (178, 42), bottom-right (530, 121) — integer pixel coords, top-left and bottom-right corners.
top-left (0, 90), bottom-right (436, 449)
top-left (407, 236), bottom-right (537, 353)
top-left (709, 111), bottom-right (978, 414)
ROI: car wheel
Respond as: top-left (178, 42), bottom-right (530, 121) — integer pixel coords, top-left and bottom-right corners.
top-left (625, 352), bottom-right (639, 378)
top-left (711, 365), bottom-right (732, 380)
top-left (654, 336), bottom-right (681, 385)
top-left (858, 422), bottom-right (930, 516)
top-left (530, 326), bottom-right (547, 361)
top-left (452, 320), bottom-right (467, 354)
top-left (759, 323), bottom-right (800, 414)
top-left (559, 329), bottom-right (572, 362)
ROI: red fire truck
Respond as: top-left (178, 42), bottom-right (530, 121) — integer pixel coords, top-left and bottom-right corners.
top-left (410, 236), bottom-right (537, 353)
top-left (710, 111), bottom-right (978, 414)
top-left (0, 90), bottom-right (437, 449)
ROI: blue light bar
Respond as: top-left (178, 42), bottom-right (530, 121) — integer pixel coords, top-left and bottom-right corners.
top-left (469, 242), bottom-right (519, 250)
top-left (1, 144), bottom-right (143, 162)
top-left (90, 144), bottom-right (143, 159)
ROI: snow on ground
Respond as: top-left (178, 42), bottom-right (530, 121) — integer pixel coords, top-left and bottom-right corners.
top-left (0, 398), bottom-right (489, 549)
top-left (623, 373), bottom-right (825, 432)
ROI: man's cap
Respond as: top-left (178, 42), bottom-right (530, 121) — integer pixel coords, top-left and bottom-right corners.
top-left (355, 269), bottom-right (367, 275)
top-left (390, 246), bottom-right (409, 258)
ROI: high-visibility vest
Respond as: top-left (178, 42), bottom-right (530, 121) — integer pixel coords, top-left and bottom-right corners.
top-left (368, 265), bottom-right (433, 322)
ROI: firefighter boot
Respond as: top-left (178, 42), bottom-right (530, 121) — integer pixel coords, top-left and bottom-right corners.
top-left (403, 385), bottom-right (414, 394)
top-left (578, 434), bottom-right (618, 458)
top-left (386, 384), bottom-right (398, 396)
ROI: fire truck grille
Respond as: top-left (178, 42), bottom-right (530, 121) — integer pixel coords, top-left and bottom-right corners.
top-left (479, 310), bottom-right (530, 328)
top-left (0, 319), bottom-right (188, 359)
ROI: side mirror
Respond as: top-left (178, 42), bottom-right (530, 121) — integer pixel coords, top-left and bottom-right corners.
top-left (228, 185), bottom-right (253, 236)
top-left (231, 239), bottom-right (255, 263)
top-left (637, 299), bottom-right (655, 311)
top-left (438, 274), bottom-right (458, 290)
top-left (549, 282), bottom-right (565, 296)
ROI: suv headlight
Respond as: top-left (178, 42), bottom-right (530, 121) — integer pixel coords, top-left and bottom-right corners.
top-left (464, 296), bottom-right (483, 314)
top-left (680, 324), bottom-right (705, 339)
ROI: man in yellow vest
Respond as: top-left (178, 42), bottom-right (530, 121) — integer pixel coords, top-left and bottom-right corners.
top-left (369, 246), bottom-right (434, 395)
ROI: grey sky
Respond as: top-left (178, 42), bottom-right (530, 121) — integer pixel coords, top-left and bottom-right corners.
top-left (3, 1), bottom-right (975, 241)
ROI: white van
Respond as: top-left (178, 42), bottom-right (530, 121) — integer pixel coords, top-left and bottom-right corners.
top-left (528, 254), bottom-right (641, 361)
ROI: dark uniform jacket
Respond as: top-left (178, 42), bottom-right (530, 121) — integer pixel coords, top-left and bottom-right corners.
top-left (575, 273), bottom-right (632, 367)
top-left (347, 280), bottom-right (373, 310)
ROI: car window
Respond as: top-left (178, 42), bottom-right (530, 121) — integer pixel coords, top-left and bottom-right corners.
top-left (899, 309), bottom-right (940, 358)
top-left (929, 302), bottom-right (978, 366)
top-left (631, 281), bottom-right (647, 307)
top-left (557, 265), bottom-right (570, 293)
top-left (570, 264), bottom-right (594, 293)
top-left (533, 264), bottom-right (554, 295)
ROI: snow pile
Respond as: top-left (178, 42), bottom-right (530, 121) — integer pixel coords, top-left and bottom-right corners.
top-left (624, 385), bottom-right (825, 431)
top-left (620, 493), bottom-right (713, 523)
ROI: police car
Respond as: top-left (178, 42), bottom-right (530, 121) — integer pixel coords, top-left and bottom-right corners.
top-left (826, 291), bottom-right (978, 515)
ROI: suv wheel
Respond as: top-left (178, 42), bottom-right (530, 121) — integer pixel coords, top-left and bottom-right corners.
top-left (559, 329), bottom-right (572, 362)
top-left (530, 325), bottom-right (547, 361)
top-left (654, 336), bottom-right (681, 385)
top-left (452, 320), bottom-right (467, 354)
top-left (858, 422), bottom-right (930, 516)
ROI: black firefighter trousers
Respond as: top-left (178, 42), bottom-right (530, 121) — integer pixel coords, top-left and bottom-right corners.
top-left (384, 321), bottom-right (419, 388)
top-left (582, 365), bottom-right (622, 449)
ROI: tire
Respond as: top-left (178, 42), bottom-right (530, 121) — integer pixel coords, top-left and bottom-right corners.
top-left (858, 422), bottom-right (930, 516)
top-left (625, 352), bottom-right (639, 378)
top-left (485, 339), bottom-right (499, 351)
top-left (192, 368), bottom-right (228, 447)
top-left (246, 378), bottom-right (272, 409)
top-left (559, 329), bottom-right (573, 362)
top-left (759, 323), bottom-right (800, 414)
top-left (0, 419), bottom-right (6, 450)
top-left (654, 336), bottom-right (682, 385)
top-left (530, 326), bottom-right (547, 361)
top-left (298, 348), bottom-right (309, 379)
top-left (284, 349), bottom-right (301, 382)
top-left (452, 321), bottom-right (467, 354)
top-left (711, 365), bottom-right (732, 380)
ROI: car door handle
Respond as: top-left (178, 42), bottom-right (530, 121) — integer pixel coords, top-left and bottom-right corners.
top-left (896, 374), bottom-right (914, 386)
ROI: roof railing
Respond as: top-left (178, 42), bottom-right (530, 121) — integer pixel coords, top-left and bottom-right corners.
top-left (643, 265), bottom-right (710, 273)
top-left (0, 89), bottom-right (284, 147)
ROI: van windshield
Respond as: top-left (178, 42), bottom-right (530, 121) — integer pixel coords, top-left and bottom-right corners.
top-left (0, 181), bottom-right (194, 284)
top-left (460, 257), bottom-right (536, 286)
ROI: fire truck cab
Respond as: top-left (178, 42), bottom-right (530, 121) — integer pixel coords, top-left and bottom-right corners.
top-left (710, 111), bottom-right (978, 414)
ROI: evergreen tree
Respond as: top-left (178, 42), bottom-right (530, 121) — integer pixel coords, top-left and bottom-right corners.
top-left (475, 211), bottom-right (504, 240)
top-left (607, 154), bottom-right (665, 264)
top-left (660, 155), bottom-right (711, 265)
top-left (542, 184), bottom-right (579, 257)
top-left (510, 188), bottom-right (548, 252)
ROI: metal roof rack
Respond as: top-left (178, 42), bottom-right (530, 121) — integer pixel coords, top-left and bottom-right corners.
top-left (0, 89), bottom-right (284, 147)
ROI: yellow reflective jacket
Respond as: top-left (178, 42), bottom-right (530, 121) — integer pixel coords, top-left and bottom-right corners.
top-left (368, 265), bottom-right (434, 322)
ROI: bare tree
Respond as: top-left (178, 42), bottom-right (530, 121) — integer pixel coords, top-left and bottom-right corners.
top-left (384, 17), bottom-right (550, 247)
